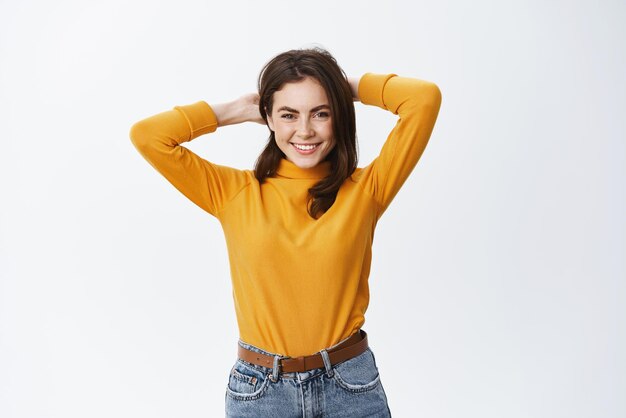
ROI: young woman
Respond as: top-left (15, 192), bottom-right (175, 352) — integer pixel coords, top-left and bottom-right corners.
top-left (130, 47), bottom-right (441, 417)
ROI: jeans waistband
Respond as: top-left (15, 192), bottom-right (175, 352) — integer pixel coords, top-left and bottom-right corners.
top-left (237, 330), bottom-right (361, 359)
top-left (236, 329), bottom-right (369, 379)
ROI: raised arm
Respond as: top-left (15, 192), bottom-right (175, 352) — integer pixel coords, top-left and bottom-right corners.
top-left (129, 95), bottom-right (260, 217)
top-left (355, 73), bottom-right (442, 218)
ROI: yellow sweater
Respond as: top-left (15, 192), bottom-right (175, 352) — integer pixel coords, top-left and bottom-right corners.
top-left (130, 73), bottom-right (442, 357)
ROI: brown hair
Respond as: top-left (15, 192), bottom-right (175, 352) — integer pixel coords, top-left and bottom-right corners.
top-left (255, 47), bottom-right (357, 219)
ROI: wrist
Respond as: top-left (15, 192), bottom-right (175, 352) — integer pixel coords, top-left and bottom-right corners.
top-left (211, 101), bottom-right (241, 127)
top-left (347, 76), bottom-right (361, 102)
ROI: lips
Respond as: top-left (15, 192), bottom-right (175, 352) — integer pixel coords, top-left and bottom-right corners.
top-left (291, 143), bottom-right (321, 154)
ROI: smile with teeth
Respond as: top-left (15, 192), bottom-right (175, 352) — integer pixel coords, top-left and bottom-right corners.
top-left (291, 143), bottom-right (320, 151)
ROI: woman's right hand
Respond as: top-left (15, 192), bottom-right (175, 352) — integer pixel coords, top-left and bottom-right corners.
top-left (347, 76), bottom-right (362, 102)
top-left (212, 93), bottom-right (265, 127)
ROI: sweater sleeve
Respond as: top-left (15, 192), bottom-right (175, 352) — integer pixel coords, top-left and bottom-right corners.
top-left (129, 101), bottom-right (250, 217)
top-left (356, 73), bottom-right (442, 218)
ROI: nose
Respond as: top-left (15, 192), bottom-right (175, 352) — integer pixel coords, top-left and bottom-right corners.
top-left (296, 117), bottom-right (314, 139)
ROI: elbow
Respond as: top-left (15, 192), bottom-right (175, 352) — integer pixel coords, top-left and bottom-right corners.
top-left (424, 82), bottom-right (442, 111)
top-left (403, 80), bottom-right (442, 113)
top-left (415, 82), bottom-right (442, 119)
top-left (402, 81), bottom-right (442, 124)
top-left (129, 119), bottom-right (152, 150)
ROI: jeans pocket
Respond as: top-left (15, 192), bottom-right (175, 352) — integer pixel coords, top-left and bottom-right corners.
top-left (225, 360), bottom-right (271, 401)
top-left (331, 347), bottom-right (381, 393)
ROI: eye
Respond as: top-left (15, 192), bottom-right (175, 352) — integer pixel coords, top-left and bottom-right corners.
top-left (280, 113), bottom-right (295, 120)
top-left (314, 111), bottom-right (330, 118)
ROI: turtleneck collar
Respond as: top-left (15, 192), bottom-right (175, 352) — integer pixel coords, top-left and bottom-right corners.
top-left (275, 158), bottom-right (331, 179)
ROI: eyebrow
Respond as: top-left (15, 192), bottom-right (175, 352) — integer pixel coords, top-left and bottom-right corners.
top-left (276, 104), bottom-right (330, 114)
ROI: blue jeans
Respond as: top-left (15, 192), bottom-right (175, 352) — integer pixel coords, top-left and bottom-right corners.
top-left (225, 332), bottom-right (392, 417)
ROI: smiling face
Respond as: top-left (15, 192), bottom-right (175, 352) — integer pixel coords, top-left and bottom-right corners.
top-left (266, 77), bottom-right (335, 169)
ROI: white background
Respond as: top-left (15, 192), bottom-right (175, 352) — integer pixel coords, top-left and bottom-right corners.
top-left (1, 0), bottom-right (624, 417)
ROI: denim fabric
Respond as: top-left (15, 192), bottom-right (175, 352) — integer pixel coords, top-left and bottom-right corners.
top-left (225, 332), bottom-right (392, 417)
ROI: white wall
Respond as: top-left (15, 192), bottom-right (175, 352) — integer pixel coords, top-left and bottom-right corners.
top-left (1, 0), bottom-right (624, 417)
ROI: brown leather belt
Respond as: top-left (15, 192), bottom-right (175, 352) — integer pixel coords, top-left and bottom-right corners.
top-left (237, 329), bottom-right (369, 373)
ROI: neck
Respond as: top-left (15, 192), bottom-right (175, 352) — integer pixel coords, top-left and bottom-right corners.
top-left (275, 158), bottom-right (331, 179)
